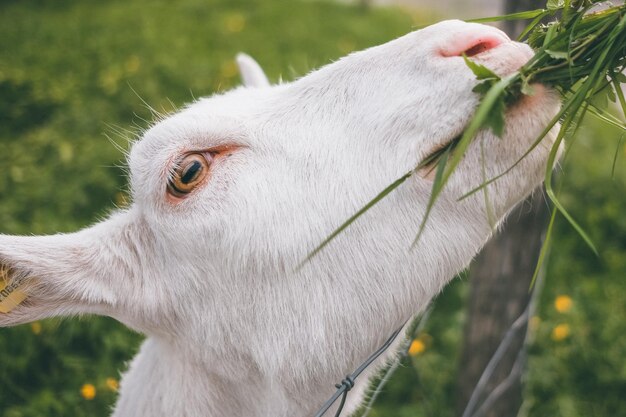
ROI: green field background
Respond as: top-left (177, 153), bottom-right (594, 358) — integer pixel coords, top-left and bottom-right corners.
top-left (0, 0), bottom-right (625, 416)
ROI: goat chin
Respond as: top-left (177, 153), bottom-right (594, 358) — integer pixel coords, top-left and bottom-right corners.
top-left (0, 19), bottom-right (560, 417)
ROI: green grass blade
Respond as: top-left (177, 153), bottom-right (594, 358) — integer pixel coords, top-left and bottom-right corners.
top-left (529, 204), bottom-right (557, 291)
top-left (612, 77), bottom-right (626, 120)
top-left (588, 105), bottom-right (626, 131)
top-left (544, 108), bottom-right (598, 255)
top-left (611, 134), bottom-right (625, 179)
top-left (298, 170), bottom-right (413, 268)
top-left (457, 102), bottom-right (566, 202)
top-left (480, 139), bottom-right (497, 229)
top-left (467, 9), bottom-right (547, 23)
top-left (518, 11), bottom-right (551, 41)
top-left (412, 146), bottom-right (451, 246)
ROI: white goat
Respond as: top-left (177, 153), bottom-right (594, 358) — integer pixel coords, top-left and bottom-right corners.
top-left (0, 20), bottom-right (559, 417)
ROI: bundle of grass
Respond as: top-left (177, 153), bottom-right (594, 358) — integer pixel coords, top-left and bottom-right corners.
top-left (305, 0), bottom-right (626, 264)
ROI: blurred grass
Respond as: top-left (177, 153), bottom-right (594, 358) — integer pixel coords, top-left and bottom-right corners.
top-left (0, 0), bottom-right (625, 416)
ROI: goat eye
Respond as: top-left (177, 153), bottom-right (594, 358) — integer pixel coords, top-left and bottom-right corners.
top-left (167, 153), bottom-right (212, 198)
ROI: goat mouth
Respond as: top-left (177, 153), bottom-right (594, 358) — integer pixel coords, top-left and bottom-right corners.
top-left (418, 133), bottom-right (463, 178)
top-left (417, 84), bottom-right (540, 179)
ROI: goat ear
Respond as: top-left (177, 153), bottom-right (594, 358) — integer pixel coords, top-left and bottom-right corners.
top-left (0, 212), bottom-right (141, 327)
top-left (236, 53), bottom-right (270, 88)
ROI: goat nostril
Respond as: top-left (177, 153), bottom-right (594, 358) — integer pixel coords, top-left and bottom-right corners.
top-left (440, 30), bottom-right (509, 58)
top-left (464, 41), bottom-right (496, 57)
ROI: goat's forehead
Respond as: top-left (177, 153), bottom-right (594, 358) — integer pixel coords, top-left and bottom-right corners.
top-left (129, 87), bottom-right (278, 165)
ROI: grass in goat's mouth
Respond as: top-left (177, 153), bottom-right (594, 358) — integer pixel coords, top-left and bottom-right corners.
top-left (302, 0), bottom-right (626, 268)
top-left (418, 134), bottom-right (464, 177)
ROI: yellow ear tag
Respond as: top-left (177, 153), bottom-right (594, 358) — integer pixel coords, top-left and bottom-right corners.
top-left (0, 266), bottom-right (27, 313)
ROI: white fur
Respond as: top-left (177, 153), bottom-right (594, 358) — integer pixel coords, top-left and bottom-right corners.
top-left (0, 20), bottom-right (560, 417)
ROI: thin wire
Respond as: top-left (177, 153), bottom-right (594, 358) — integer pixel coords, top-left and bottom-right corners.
top-left (470, 349), bottom-right (526, 417)
top-left (460, 305), bottom-right (530, 417)
top-left (333, 390), bottom-right (349, 417)
top-left (313, 324), bottom-right (406, 417)
top-left (360, 305), bottom-right (433, 417)
top-left (461, 259), bottom-right (547, 417)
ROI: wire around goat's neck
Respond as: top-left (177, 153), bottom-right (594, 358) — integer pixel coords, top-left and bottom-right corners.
top-left (313, 324), bottom-right (406, 417)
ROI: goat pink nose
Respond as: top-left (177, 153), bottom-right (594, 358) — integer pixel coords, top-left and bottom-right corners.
top-left (439, 27), bottom-right (510, 57)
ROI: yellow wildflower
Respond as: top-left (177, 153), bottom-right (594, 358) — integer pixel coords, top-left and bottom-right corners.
top-left (554, 295), bottom-right (573, 313)
top-left (551, 323), bottom-right (570, 341)
top-left (80, 383), bottom-right (96, 400)
top-left (106, 377), bottom-right (119, 392)
top-left (408, 339), bottom-right (426, 356)
top-left (30, 322), bottom-right (42, 335)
